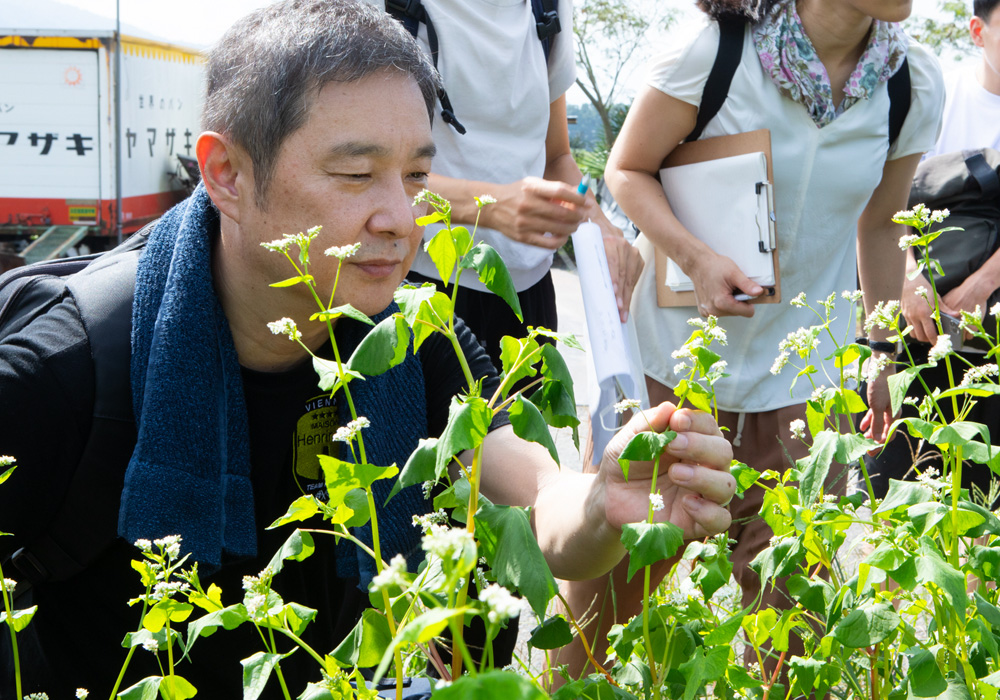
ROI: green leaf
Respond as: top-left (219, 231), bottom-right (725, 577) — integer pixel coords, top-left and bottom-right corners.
top-left (831, 602), bottom-right (900, 648)
top-left (731, 462), bottom-right (761, 495)
top-left (679, 645), bottom-right (729, 700)
top-left (426, 226), bottom-right (460, 283)
top-left (143, 599), bottom-right (193, 633)
top-left (499, 336), bottom-right (541, 394)
top-left (528, 615), bottom-right (574, 650)
top-left (460, 243), bottom-right (523, 321)
top-left (321, 455), bottom-right (399, 508)
top-left (265, 529), bottom-right (315, 576)
top-left (907, 648), bottom-right (948, 697)
top-left (475, 503), bottom-right (558, 617)
top-left (0, 604), bottom-right (36, 632)
top-left (435, 397), bottom-right (492, 476)
top-left (976, 591), bottom-right (1000, 628)
top-left (797, 430), bottom-right (838, 506)
top-left (268, 495), bottom-right (320, 529)
top-left (346, 314), bottom-right (410, 377)
top-left (185, 604), bottom-right (249, 648)
top-left (415, 210), bottom-right (446, 227)
top-left (674, 378), bottom-right (713, 413)
top-left (888, 365), bottom-right (925, 415)
top-left (915, 536), bottom-right (967, 623)
top-left (242, 651), bottom-right (285, 700)
top-left (617, 430), bottom-right (676, 481)
top-left (832, 388), bottom-right (868, 415)
top-left (433, 671), bottom-right (548, 700)
top-left (0, 465), bottom-right (14, 485)
top-left (620, 522), bottom-right (684, 582)
top-left (929, 421), bottom-right (992, 450)
top-left (388, 437), bottom-right (439, 502)
top-left (159, 675), bottom-right (197, 700)
top-left (331, 608), bottom-right (394, 668)
top-left (528, 345), bottom-right (580, 432)
top-left (394, 285), bottom-right (453, 352)
top-left (786, 575), bottom-right (835, 613)
top-left (875, 479), bottom-right (934, 514)
top-left (704, 607), bottom-right (749, 645)
top-left (312, 356), bottom-right (363, 393)
top-left (836, 432), bottom-right (878, 464)
top-left (118, 677), bottom-right (164, 700)
top-left (310, 303), bottom-right (374, 326)
top-left (509, 394), bottom-right (559, 465)
top-left (269, 274), bottom-right (314, 288)
top-left (374, 607), bottom-right (473, 681)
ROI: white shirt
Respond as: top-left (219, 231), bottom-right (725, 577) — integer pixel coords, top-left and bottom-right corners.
top-left (924, 66), bottom-right (1000, 156)
top-left (378, 0), bottom-right (578, 293)
top-left (630, 18), bottom-right (944, 412)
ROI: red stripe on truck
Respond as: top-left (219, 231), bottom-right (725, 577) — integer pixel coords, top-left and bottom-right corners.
top-left (0, 191), bottom-right (187, 235)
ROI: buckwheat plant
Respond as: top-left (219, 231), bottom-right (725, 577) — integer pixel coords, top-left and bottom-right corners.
top-left (0, 456), bottom-right (33, 700)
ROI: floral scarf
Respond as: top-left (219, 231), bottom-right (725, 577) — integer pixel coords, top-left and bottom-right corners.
top-left (752, 0), bottom-right (908, 127)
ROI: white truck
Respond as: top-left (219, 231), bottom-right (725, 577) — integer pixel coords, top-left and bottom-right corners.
top-left (0, 30), bottom-right (204, 261)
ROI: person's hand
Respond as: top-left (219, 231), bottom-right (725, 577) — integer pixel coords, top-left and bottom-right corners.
top-left (942, 271), bottom-right (993, 337)
top-left (590, 203), bottom-right (643, 322)
top-left (901, 269), bottom-right (955, 343)
top-left (599, 403), bottom-right (734, 539)
top-left (687, 251), bottom-right (763, 318)
top-left (482, 176), bottom-right (586, 250)
top-left (860, 363), bottom-right (896, 447)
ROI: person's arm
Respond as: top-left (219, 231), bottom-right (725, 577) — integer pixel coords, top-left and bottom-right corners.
top-left (427, 96), bottom-right (643, 320)
top-left (901, 247), bottom-right (961, 343)
top-left (940, 246), bottom-right (1000, 321)
top-left (472, 404), bottom-right (735, 581)
top-left (605, 86), bottom-right (763, 319)
top-left (857, 152), bottom-right (924, 443)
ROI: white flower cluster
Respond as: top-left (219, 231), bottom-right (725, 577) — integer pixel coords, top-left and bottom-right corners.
top-left (960, 306), bottom-right (983, 330)
top-left (242, 567), bottom-right (275, 620)
top-left (649, 492), bottom-right (665, 512)
top-left (475, 194), bottom-right (497, 208)
top-left (778, 327), bottom-right (820, 358)
top-left (134, 539), bottom-right (152, 553)
top-left (841, 289), bottom-right (863, 304)
top-left (898, 234), bottom-right (920, 250)
top-left (479, 583), bottom-right (521, 624)
top-left (789, 419), bottom-right (806, 441)
top-left (332, 416), bottom-right (371, 443)
top-left (614, 398), bottom-right (641, 414)
top-left (686, 316), bottom-right (728, 345)
top-left (916, 466), bottom-right (946, 493)
top-left (324, 242), bottom-right (362, 260)
top-left (928, 334), bottom-right (953, 363)
top-left (893, 203), bottom-right (949, 226)
top-left (411, 509), bottom-right (449, 533)
top-left (260, 226), bottom-right (322, 253)
top-left (961, 364), bottom-right (999, 387)
top-left (142, 638), bottom-right (159, 654)
top-left (790, 292), bottom-right (807, 308)
top-left (268, 317), bottom-right (302, 342)
top-left (864, 300), bottom-right (901, 334)
top-left (76, 690), bottom-right (89, 699)
top-left (0, 455), bottom-right (14, 467)
top-left (152, 580), bottom-right (189, 600)
top-left (421, 524), bottom-right (474, 561)
top-left (155, 535), bottom-right (182, 560)
top-left (863, 354), bottom-right (893, 383)
top-left (993, 303), bottom-right (1000, 317)
top-left (370, 554), bottom-right (409, 593)
top-left (1, 578), bottom-right (16, 593)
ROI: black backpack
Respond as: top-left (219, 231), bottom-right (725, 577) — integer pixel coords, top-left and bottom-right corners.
top-left (688, 16), bottom-right (911, 146)
top-left (0, 224), bottom-right (153, 595)
top-left (907, 148), bottom-right (1000, 346)
top-left (385, 0), bottom-right (561, 135)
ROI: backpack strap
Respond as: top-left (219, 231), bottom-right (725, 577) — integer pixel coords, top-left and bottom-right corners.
top-left (887, 57), bottom-right (911, 148)
top-left (7, 226), bottom-right (152, 592)
top-left (964, 150), bottom-right (1000, 200)
top-left (385, 0), bottom-right (467, 134)
top-left (532, 0), bottom-right (561, 62)
top-left (685, 16), bottom-right (746, 143)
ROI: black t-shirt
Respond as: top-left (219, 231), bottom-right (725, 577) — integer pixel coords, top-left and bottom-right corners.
top-left (0, 293), bottom-right (505, 700)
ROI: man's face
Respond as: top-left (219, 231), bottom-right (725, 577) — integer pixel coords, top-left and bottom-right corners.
top-left (243, 71), bottom-right (435, 318)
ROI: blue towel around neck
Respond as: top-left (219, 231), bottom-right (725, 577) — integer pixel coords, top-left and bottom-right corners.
top-left (118, 184), bottom-right (256, 571)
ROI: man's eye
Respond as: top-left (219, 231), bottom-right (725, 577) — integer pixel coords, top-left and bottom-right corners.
top-left (409, 171), bottom-right (429, 180)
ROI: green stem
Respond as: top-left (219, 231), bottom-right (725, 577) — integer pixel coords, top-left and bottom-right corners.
top-left (0, 560), bottom-right (21, 700)
top-left (452, 444), bottom-right (484, 678)
top-left (267, 627), bottom-right (293, 700)
top-left (448, 618), bottom-right (479, 677)
top-left (642, 455), bottom-right (663, 697)
top-left (950, 445), bottom-right (963, 568)
top-left (109, 585), bottom-right (153, 700)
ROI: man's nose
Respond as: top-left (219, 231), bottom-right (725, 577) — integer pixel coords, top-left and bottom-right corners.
top-left (369, 179), bottom-right (418, 238)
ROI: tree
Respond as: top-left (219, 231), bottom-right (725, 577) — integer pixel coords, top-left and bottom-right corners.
top-left (573, 0), bottom-right (675, 149)
top-left (907, 0), bottom-right (974, 55)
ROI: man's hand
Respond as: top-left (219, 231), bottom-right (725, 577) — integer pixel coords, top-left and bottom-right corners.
top-left (942, 271), bottom-right (993, 330)
top-left (588, 201), bottom-right (643, 322)
top-left (482, 176), bottom-right (586, 249)
top-left (600, 403), bottom-right (735, 539)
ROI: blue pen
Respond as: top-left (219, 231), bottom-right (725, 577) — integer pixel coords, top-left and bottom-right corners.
top-left (577, 181), bottom-right (589, 196)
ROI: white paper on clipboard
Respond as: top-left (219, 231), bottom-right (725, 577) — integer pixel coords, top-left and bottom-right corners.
top-left (573, 221), bottom-right (649, 465)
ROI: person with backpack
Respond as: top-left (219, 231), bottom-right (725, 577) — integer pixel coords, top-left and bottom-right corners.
top-left (0, 2), bottom-right (737, 697)
top-left (558, 0), bottom-right (945, 679)
top-left (368, 0), bottom-right (644, 371)
top-left (868, 0), bottom-right (1000, 501)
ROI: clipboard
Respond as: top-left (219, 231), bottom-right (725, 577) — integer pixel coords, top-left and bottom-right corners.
top-left (655, 129), bottom-right (782, 308)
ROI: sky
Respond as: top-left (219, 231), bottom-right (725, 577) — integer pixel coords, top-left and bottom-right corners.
top-left (4, 0), bottom-right (969, 100)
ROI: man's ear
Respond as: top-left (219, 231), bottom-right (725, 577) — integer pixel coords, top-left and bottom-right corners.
top-left (197, 132), bottom-right (249, 223)
top-left (971, 15), bottom-right (986, 48)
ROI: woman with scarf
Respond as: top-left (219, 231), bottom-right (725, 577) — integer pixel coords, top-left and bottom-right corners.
top-left (559, 0), bottom-right (944, 680)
